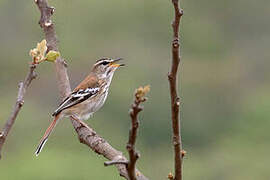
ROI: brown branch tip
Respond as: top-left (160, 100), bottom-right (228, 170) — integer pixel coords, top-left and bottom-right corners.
top-left (168, 172), bottom-right (174, 180)
top-left (134, 85), bottom-right (150, 103)
top-left (126, 85), bottom-right (150, 180)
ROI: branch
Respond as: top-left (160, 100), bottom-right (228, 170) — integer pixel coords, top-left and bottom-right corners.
top-left (0, 64), bottom-right (37, 159)
top-left (104, 86), bottom-right (149, 180)
top-left (34, 1), bottom-right (148, 179)
top-left (104, 160), bottom-right (128, 167)
top-left (168, 0), bottom-right (184, 180)
top-left (70, 116), bottom-right (148, 180)
top-left (126, 86), bottom-right (150, 180)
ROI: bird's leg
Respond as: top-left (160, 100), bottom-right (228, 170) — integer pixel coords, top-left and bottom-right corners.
top-left (71, 115), bottom-right (90, 128)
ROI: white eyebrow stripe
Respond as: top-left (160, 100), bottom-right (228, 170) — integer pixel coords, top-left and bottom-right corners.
top-left (94, 59), bottom-right (114, 66)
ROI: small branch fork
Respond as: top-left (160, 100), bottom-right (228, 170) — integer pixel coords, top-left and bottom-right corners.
top-left (0, 65), bottom-right (37, 159)
top-left (168, 0), bottom-right (184, 180)
top-left (71, 116), bottom-right (148, 180)
top-left (34, 0), bottom-right (148, 179)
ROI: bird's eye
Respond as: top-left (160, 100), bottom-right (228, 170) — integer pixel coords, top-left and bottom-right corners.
top-left (101, 61), bottom-right (109, 65)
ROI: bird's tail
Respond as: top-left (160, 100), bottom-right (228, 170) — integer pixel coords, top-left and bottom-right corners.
top-left (35, 114), bottom-right (61, 156)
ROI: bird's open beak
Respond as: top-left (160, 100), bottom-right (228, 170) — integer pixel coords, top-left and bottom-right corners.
top-left (110, 58), bottom-right (125, 67)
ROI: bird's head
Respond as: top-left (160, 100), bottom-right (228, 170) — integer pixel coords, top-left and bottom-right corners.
top-left (92, 57), bottom-right (124, 79)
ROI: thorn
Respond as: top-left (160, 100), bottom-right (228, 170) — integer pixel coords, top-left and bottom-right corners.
top-left (18, 100), bottom-right (24, 107)
top-left (135, 152), bottom-right (140, 159)
top-left (168, 73), bottom-right (174, 81)
top-left (44, 20), bottom-right (52, 27)
top-left (173, 135), bottom-right (180, 145)
top-left (62, 59), bottom-right (68, 67)
top-left (176, 97), bottom-right (180, 106)
top-left (179, 9), bottom-right (184, 15)
top-left (172, 39), bottom-right (179, 48)
top-left (181, 150), bottom-right (186, 157)
top-left (50, 6), bottom-right (55, 14)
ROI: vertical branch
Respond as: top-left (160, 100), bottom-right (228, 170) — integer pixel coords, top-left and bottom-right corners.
top-left (104, 86), bottom-right (150, 180)
top-left (127, 102), bottom-right (141, 180)
top-left (168, 0), bottom-right (184, 180)
top-left (126, 86), bottom-right (150, 180)
top-left (35, 0), bottom-right (71, 98)
top-left (0, 65), bottom-right (37, 159)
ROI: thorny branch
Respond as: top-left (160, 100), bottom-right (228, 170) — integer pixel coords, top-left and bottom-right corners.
top-left (34, 0), bottom-right (148, 179)
top-left (168, 0), bottom-right (184, 180)
top-left (0, 65), bottom-right (37, 159)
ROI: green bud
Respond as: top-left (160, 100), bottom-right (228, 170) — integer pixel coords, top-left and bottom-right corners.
top-left (45, 50), bottom-right (60, 62)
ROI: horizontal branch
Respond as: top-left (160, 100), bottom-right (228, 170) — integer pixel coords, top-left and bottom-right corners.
top-left (0, 64), bottom-right (37, 159)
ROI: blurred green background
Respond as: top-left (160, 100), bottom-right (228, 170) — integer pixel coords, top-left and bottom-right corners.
top-left (0, 0), bottom-right (269, 179)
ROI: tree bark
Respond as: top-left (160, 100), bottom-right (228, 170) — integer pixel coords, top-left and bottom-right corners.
top-left (168, 0), bottom-right (184, 180)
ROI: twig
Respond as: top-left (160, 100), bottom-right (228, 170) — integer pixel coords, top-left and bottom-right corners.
top-left (126, 86), bottom-right (150, 180)
top-left (104, 160), bottom-right (128, 167)
top-left (105, 86), bottom-right (149, 179)
top-left (34, 1), bottom-right (148, 179)
top-left (0, 65), bottom-right (37, 159)
top-left (168, 0), bottom-right (184, 180)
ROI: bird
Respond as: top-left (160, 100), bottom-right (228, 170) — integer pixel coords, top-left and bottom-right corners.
top-left (35, 57), bottom-right (124, 156)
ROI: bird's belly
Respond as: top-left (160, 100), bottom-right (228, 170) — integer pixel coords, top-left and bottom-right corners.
top-left (78, 92), bottom-right (108, 121)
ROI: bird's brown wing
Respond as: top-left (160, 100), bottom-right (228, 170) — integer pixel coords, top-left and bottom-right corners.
top-left (73, 73), bottom-right (99, 92)
top-left (52, 87), bottom-right (100, 116)
top-left (52, 73), bottom-right (100, 116)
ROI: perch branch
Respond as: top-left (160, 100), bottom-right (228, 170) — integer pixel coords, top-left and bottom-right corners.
top-left (0, 64), bottom-right (37, 159)
top-left (168, 0), bottom-right (184, 180)
top-left (34, 1), bottom-right (148, 179)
